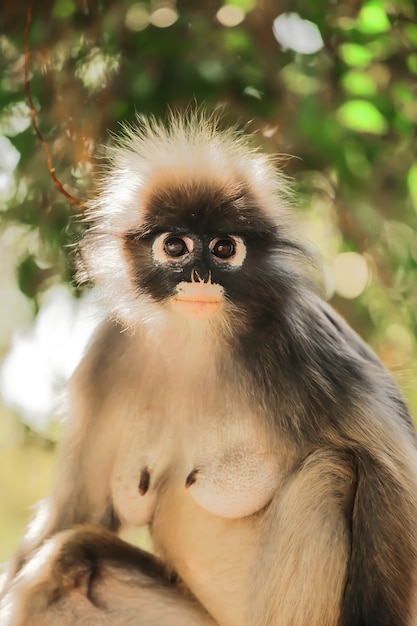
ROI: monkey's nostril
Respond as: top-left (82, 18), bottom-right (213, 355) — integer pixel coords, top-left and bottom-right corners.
top-left (192, 268), bottom-right (211, 283)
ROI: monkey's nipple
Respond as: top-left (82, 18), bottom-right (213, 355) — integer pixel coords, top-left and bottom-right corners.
top-left (185, 468), bottom-right (199, 488)
top-left (138, 466), bottom-right (151, 496)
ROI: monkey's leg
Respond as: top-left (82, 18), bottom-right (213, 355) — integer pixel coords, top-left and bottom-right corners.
top-left (250, 448), bottom-right (355, 626)
top-left (0, 525), bottom-right (217, 626)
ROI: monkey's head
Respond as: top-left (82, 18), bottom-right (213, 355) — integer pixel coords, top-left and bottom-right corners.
top-left (79, 112), bottom-right (311, 333)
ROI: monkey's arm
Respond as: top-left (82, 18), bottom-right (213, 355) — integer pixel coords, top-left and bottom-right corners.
top-left (0, 526), bottom-right (217, 626)
top-left (5, 321), bottom-right (133, 579)
top-left (0, 321), bottom-right (218, 624)
top-left (251, 448), bottom-right (355, 626)
top-left (249, 418), bottom-right (417, 626)
top-left (319, 298), bottom-right (417, 626)
top-left (252, 295), bottom-right (417, 626)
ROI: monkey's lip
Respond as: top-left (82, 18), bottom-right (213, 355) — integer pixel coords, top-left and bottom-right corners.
top-left (171, 297), bottom-right (223, 320)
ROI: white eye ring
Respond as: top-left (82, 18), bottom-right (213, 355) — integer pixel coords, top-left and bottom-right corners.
top-left (152, 233), bottom-right (194, 264)
top-left (209, 236), bottom-right (246, 268)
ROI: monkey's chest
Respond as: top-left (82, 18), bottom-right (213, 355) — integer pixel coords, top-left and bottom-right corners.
top-left (110, 411), bottom-right (280, 527)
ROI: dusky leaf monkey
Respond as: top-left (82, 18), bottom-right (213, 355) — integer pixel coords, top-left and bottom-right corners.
top-left (1, 111), bottom-right (417, 626)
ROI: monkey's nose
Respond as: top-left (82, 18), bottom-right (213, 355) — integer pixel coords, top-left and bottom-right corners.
top-left (192, 268), bottom-right (210, 283)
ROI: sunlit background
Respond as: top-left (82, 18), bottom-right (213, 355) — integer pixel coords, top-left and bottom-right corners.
top-left (1, 0), bottom-right (417, 561)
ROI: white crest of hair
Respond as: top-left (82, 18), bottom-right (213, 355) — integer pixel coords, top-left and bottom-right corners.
top-left (79, 109), bottom-right (291, 329)
top-left (87, 109), bottom-right (291, 232)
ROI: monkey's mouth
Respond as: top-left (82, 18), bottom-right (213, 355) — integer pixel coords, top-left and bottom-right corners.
top-left (171, 281), bottom-right (224, 320)
top-left (171, 296), bottom-right (223, 320)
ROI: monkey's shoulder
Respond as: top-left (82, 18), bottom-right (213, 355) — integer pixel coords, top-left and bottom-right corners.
top-left (305, 295), bottom-right (414, 430)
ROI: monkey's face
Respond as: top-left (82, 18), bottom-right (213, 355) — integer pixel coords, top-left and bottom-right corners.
top-left (122, 178), bottom-right (281, 323)
top-left (148, 231), bottom-right (246, 320)
top-left (80, 116), bottom-right (311, 331)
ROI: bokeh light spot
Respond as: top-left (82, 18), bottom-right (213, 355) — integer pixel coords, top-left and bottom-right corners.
top-left (216, 5), bottom-right (245, 27)
top-left (150, 7), bottom-right (178, 28)
top-left (125, 3), bottom-right (150, 31)
top-left (272, 13), bottom-right (324, 54)
top-left (332, 252), bottom-right (369, 299)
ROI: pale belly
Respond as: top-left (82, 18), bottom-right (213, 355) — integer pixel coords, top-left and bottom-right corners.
top-left (150, 476), bottom-right (264, 626)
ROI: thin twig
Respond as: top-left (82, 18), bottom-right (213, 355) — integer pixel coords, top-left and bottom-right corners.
top-left (24, 0), bottom-right (84, 208)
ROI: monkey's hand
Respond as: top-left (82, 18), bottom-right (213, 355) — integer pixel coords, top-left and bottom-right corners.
top-left (0, 526), bottom-right (104, 625)
top-left (0, 526), bottom-right (217, 626)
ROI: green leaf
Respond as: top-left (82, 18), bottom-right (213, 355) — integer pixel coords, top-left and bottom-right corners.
top-left (343, 139), bottom-right (371, 178)
top-left (341, 71), bottom-right (377, 96)
top-left (392, 83), bottom-right (414, 104)
top-left (407, 54), bottom-right (417, 74)
top-left (336, 100), bottom-right (388, 134)
top-left (227, 0), bottom-right (255, 12)
top-left (405, 24), bottom-right (417, 48)
top-left (356, 3), bottom-right (391, 34)
top-left (407, 163), bottom-right (417, 214)
top-left (52, 0), bottom-right (76, 18)
top-left (339, 43), bottom-right (374, 68)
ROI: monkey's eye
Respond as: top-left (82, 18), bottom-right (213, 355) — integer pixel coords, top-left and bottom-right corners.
top-left (209, 236), bottom-right (246, 268)
top-left (164, 236), bottom-right (189, 257)
top-left (211, 239), bottom-right (235, 259)
top-left (152, 232), bottom-right (194, 265)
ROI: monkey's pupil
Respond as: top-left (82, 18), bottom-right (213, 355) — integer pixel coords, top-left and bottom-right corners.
top-left (164, 237), bottom-right (188, 257)
top-left (213, 239), bottom-right (235, 259)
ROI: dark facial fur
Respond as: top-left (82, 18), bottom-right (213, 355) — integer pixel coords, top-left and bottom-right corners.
top-left (121, 179), bottom-right (306, 316)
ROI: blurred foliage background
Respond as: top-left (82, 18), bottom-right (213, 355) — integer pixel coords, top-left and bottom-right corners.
top-left (1, 0), bottom-right (417, 561)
